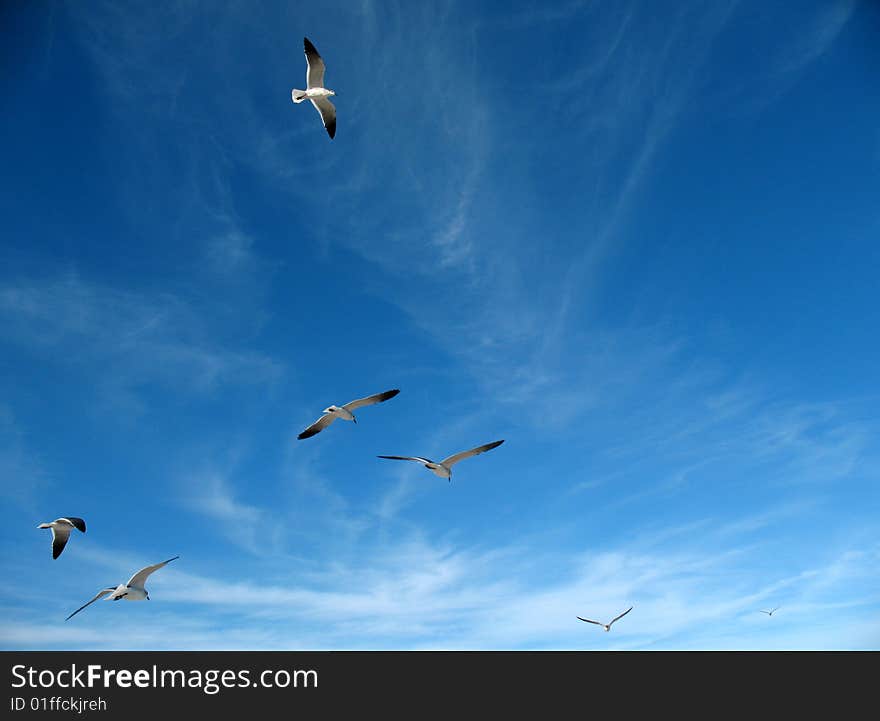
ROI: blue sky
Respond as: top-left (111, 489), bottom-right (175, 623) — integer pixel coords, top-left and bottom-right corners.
top-left (1, 0), bottom-right (878, 650)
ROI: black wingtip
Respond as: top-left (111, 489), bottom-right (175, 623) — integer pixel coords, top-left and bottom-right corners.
top-left (304, 37), bottom-right (318, 55)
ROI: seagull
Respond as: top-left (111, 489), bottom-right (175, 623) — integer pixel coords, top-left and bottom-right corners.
top-left (65, 556), bottom-right (179, 621)
top-left (760, 607), bottom-right (780, 616)
top-left (577, 606), bottom-right (633, 632)
top-left (377, 439), bottom-right (504, 481)
top-left (37, 517), bottom-right (86, 559)
top-left (298, 389), bottom-right (400, 440)
top-left (291, 37), bottom-right (337, 139)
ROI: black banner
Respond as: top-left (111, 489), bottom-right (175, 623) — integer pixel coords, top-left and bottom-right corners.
top-left (3, 650), bottom-right (872, 716)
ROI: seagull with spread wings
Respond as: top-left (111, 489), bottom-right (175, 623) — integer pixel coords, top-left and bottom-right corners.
top-left (297, 389), bottom-right (400, 440)
top-left (378, 440), bottom-right (504, 481)
top-left (37, 517), bottom-right (86, 559)
top-left (577, 606), bottom-right (633, 632)
top-left (291, 37), bottom-right (337, 139)
top-left (65, 556), bottom-right (179, 621)
top-left (760, 607), bottom-right (780, 616)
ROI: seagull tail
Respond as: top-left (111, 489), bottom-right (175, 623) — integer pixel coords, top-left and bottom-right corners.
top-left (291, 89), bottom-right (308, 103)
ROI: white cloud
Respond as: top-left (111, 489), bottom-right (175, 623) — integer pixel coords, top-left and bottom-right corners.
top-left (14, 523), bottom-right (875, 650)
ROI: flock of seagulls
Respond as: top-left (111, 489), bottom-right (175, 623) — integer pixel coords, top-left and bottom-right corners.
top-left (43, 376), bottom-right (506, 620)
top-left (37, 511), bottom-right (179, 619)
top-left (296, 388), bottom-right (505, 482)
top-left (33, 36), bottom-right (784, 640)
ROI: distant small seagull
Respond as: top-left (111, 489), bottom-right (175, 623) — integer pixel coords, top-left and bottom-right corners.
top-left (65, 556), bottom-right (179, 621)
top-left (37, 517), bottom-right (86, 559)
top-left (760, 607), bottom-right (780, 616)
top-left (298, 389), bottom-right (400, 440)
top-left (378, 439), bottom-right (504, 481)
top-left (291, 37), bottom-right (337, 139)
top-left (577, 606), bottom-right (633, 632)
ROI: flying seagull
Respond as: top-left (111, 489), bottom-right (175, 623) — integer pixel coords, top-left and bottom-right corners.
top-left (378, 439), bottom-right (504, 481)
top-left (37, 517), bottom-right (86, 559)
top-left (291, 37), bottom-right (337, 139)
top-left (577, 606), bottom-right (633, 632)
top-left (298, 389), bottom-right (400, 440)
top-left (760, 607), bottom-right (780, 616)
top-left (65, 556), bottom-right (179, 621)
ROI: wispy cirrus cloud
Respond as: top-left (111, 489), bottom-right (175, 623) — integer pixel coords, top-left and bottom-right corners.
top-left (274, 2), bottom-right (747, 439)
top-left (0, 405), bottom-right (50, 508)
top-left (771, 0), bottom-right (857, 78)
top-left (181, 470), bottom-right (267, 555)
top-left (7, 522), bottom-right (877, 650)
top-left (0, 272), bottom-right (282, 406)
top-left (700, 0), bottom-right (858, 117)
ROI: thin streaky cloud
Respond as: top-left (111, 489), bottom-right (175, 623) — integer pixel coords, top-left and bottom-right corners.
top-left (0, 273), bottom-right (282, 401)
top-left (16, 524), bottom-right (875, 650)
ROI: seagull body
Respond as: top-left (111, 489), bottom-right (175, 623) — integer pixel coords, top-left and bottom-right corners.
top-left (577, 606), bottom-right (633, 632)
top-left (37, 517), bottom-right (86, 559)
top-left (292, 37), bottom-right (336, 139)
top-left (65, 556), bottom-right (179, 621)
top-left (378, 440), bottom-right (504, 481)
top-left (298, 389), bottom-right (400, 440)
top-left (760, 607), bottom-right (780, 616)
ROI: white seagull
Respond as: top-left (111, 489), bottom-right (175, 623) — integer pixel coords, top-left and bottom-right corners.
top-left (37, 517), bottom-right (86, 559)
top-left (377, 439), bottom-right (504, 481)
top-left (760, 607), bottom-right (780, 616)
top-left (65, 556), bottom-right (179, 621)
top-left (291, 37), bottom-right (337, 139)
top-left (577, 606), bottom-right (633, 632)
top-left (298, 389), bottom-right (400, 440)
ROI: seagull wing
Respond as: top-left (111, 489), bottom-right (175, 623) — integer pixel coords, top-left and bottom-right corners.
top-left (304, 37), bottom-right (325, 89)
top-left (51, 525), bottom-right (72, 559)
top-left (343, 389), bottom-right (400, 412)
top-left (760, 609), bottom-right (773, 615)
top-left (440, 439), bottom-right (505, 468)
top-left (59, 517), bottom-right (87, 533)
top-left (66, 588), bottom-right (115, 620)
top-left (377, 455), bottom-right (433, 465)
top-left (310, 96), bottom-right (336, 139)
top-left (577, 616), bottom-right (603, 626)
top-left (126, 556), bottom-right (179, 588)
top-left (609, 606), bottom-right (633, 626)
top-left (298, 413), bottom-right (336, 440)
